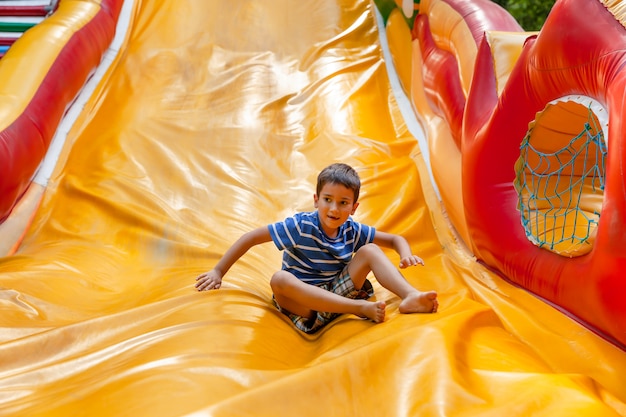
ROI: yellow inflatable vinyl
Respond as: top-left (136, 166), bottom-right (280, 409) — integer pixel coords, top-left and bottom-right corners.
top-left (0, 0), bottom-right (624, 416)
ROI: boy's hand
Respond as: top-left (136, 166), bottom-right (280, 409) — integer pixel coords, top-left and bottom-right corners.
top-left (398, 255), bottom-right (425, 269)
top-left (195, 269), bottom-right (223, 291)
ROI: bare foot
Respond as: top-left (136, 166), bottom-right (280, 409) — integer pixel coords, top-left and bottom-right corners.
top-left (356, 300), bottom-right (386, 323)
top-left (399, 291), bottom-right (438, 314)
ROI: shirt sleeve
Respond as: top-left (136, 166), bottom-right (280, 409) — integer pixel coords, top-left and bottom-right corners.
top-left (268, 214), bottom-right (299, 251)
top-left (353, 220), bottom-right (375, 249)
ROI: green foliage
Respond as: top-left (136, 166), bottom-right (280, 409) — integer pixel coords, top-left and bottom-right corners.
top-left (372, 0), bottom-right (398, 24)
top-left (373, 0), bottom-right (419, 28)
top-left (492, 0), bottom-right (556, 31)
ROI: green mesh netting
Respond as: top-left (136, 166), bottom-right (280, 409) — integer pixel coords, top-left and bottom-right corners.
top-left (515, 107), bottom-right (606, 254)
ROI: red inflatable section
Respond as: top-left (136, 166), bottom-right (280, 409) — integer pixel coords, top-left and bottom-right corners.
top-left (463, 0), bottom-right (626, 347)
top-left (0, 0), bottom-right (124, 223)
top-left (407, 0), bottom-right (626, 347)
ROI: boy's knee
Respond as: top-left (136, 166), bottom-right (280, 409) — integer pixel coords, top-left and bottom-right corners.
top-left (270, 270), bottom-right (292, 292)
top-left (359, 243), bottom-right (383, 257)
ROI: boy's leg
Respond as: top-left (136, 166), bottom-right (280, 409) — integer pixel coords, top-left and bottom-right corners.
top-left (270, 271), bottom-right (385, 322)
top-left (348, 244), bottom-right (438, 313)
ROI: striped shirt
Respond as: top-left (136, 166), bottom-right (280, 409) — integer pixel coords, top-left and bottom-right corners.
top-left (268, 211), bottom-right (375, 285)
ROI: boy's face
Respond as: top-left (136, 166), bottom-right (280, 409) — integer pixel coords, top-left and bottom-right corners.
top-left (314, 182), bottom-right (359, 237)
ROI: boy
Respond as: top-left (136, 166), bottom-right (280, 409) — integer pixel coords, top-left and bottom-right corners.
top-left (195, 163), bottom-right (438, 333)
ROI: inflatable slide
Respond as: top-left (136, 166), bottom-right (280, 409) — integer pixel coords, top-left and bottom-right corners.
top-left (0, 0), bottom-right (624, 415)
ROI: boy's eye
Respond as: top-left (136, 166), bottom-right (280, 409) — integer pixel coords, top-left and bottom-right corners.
top-left (321, 197), bottom-right (351, 205)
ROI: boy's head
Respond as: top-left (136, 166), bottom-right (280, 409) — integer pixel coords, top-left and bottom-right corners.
top-left (316, 163), bottom-right (361, 202)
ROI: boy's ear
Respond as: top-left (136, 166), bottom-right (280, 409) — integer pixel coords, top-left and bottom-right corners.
top-left (313, 193), bottom-right (319, 208)
top-left (351, 201), bottom-right (359, 214)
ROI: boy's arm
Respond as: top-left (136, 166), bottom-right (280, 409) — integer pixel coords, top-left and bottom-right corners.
top-left (373, 231), bottom-right (425, 268)
top-left (195, 226), bottom-right (273, 291)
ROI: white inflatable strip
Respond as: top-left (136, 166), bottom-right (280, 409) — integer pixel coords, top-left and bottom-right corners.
top-left (0, 16), bottom-right (44, 23)
top-left (0, 1), bottom-right (51, 6)
top-left (373, 7), bottom-right (440, 199)
top-left (33, 0), bottom-right (136, 186)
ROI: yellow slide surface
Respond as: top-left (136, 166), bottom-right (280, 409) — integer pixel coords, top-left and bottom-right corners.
top-left (1, 1), bottom-right (625, 416)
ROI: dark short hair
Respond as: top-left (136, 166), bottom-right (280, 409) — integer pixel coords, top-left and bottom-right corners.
top-left (316, 163), bottom-right (361, 202)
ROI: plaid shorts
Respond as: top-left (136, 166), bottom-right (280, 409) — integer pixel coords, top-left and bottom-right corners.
top-left (273, 266), bottom-right (375, 334)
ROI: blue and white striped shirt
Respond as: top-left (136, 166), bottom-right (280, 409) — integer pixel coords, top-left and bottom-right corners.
top-left (268, 211), bottom-right (375, 285)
